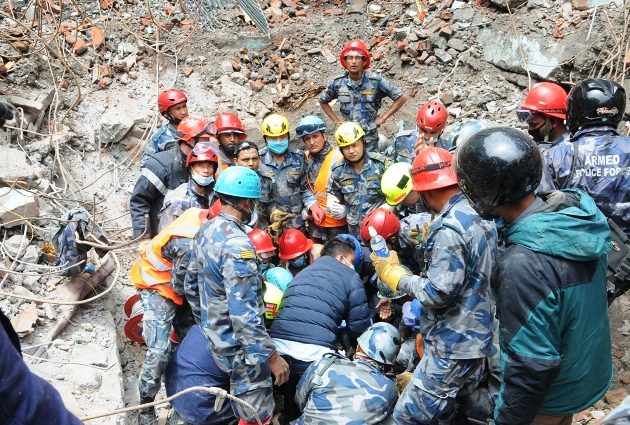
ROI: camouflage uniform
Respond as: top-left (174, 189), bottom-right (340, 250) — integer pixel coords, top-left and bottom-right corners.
top-left (259, 146), bottom-right (307, 231)
top-left (387, 128), bottom-right (451, 163)
top-left (303, 141), bottom-right (348, 241)
top-left (141, 123), bottom-right (178, 167)
top-left (185, 212), bottom-right (276, 422)
top-left (538, 126), bottom-right (630, 235)
top-left (159, 180), bottom-right (212, 231)
top-left (293, 353), bottom-right (397, 425)
top-left (139, 237), bottom-right (194, 401)
top-left (256, 172), bottom-right (273, 231)
top-left (320, 71), bottom-right (404, 152)
top-left (328, 152), bottom-right (391, 236)
top-left (393, 193), bottom-right (498, 424)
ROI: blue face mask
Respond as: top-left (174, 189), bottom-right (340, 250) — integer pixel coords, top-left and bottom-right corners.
top-left (289, 256), bottom-right (306, 268)
top-left (191, 172), bottom-right (214, 187)
top-left (267, 139), bottom-right (289, 154)
top-left (260, 262), bottom-right (271, 273)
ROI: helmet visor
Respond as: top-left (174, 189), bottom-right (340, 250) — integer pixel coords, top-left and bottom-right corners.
top-left (516, 108), bottom-right (535, 123)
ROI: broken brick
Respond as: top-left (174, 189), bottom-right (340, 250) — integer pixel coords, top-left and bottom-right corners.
top-left (369, 36), bottom-right (384, 48)
top-left (295, 9), bottom-right (306, 17)
top-left (396, 39), bottom-right (409, 52)
top-left (128, 70), bottom-right (138, 79)
top-left (371, 50), bottom-right (384, 61)
top-left (90, 27), bottom-right (105, 49)
top-left (621, 373), bottom-right (630, 385)
top-left (232, 60), bottom-right (241, 72)
top-left (624, 48), bottom-right (630, 65)
top-left (73, 38), bottom-right (88, 55)
top-left (605, 388), bottom-right (629, 406)
top-left (100, 0), bottom-right (115, 8)
top-left (11, 40), bottom-right (29, 53)
top-left (250, 80), bottom-right (265, 92)
top-left (323, 8), bottom-right (343, 15)
top-left (65, 32), bottom-right (77, 45)
top-left (140, 17), bottom-right (151, 26)
top-left (438, 10), bottom-right (453, 20)
top-left (377, 39), bottom-right (390, 47)
top-left (182, 67), bottom-right (193, 77)
top-left (439, 25), bottom-right (454, 38)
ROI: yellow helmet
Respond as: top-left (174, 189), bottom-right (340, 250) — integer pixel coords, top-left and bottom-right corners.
top-left (381, 162), bottom-right (413, 206)
top-left (334, 122), bottom-right (365, 147)
top-left (261, 114), bottom-right (290, 137)
top-left (263, 281), bottom-right (285, 319)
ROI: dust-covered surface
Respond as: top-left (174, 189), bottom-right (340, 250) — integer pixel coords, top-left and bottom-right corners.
top-left (0, 0), bottom-right (628, 423)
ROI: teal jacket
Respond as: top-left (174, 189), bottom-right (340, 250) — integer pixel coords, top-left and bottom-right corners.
top-left (493, 189), bottom-right (613, 424)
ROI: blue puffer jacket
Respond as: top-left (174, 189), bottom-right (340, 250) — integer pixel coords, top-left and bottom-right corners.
top-left (269, 256), bottom-right (370, 349)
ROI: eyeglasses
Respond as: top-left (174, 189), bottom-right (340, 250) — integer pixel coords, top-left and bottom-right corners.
top-left (516, 109), bottom-right (535, 123)
top-left (235, 141), bottom-right (259, 154)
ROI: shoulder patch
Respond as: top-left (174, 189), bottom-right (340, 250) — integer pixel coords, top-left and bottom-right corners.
top-left (240, 249), bottom-right (256, 260)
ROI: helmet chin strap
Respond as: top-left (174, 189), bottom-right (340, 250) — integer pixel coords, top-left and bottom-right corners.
top-left (221, 196), bottom-right (252, 223)
top-left (163, 112), bottom-right (181, 126)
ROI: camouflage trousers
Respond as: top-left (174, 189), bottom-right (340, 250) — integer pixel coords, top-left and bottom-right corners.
top-left (306, 222), bottom-right (348, 244)
top-left (393, 355), bottom-right (486, 425)
top-left (212, 352), bottom-right (275, 422)
top-left (139, 289), bottom-right (177, 399)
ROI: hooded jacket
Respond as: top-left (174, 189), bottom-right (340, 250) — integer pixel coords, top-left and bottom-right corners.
top-left (493, 189), bottom-right (613, 424)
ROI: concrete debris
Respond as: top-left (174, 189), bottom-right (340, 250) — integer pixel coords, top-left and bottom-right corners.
top-left (10, 304), bottom-right (38, 334)
top-left (72, 343), bottom-right (109, 368)
top-left (0, 145), bottom-right (45, 185)
top-left (99, 111), bottom-right (135, 145)
top-left (0, 187), bottom-right (39, 228)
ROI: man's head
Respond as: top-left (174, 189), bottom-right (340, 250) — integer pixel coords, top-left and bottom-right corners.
top-left (158, 88), bottom-right (188, 125)
top-left (356, 322), bottom-right (401, 366)
top-left (359, 208), bottom-right (401, 248)
top-left (410, 147), bottom-right (459, 213)
top-left (566, 78), bottom-right (626, 135)
top-left (214, 165), bottom-right (261, 223)
top-left (186, 142), bottom-right (218, 187)
top-left (234, 141), bottom-right (261, 171)
top-left (416, 100), bottom-right (448, 144)
top-left (278, 229), bottom-right (313, 269)
top-left (175, 116), bottom-right (214, 156)
top-left (321, 237), bottom-right (357, 270)
top-left (248, 228), bottom-right (277, 269)
top-left (335, 122), bottom-right (366, 164)
top-left (261, 113), bottom-right (291, 155)
top-left (296, 115), bottom-right (327, 155)
top-left (517, 82), bottom-right (567, 143)
top-left (215, 112), bottom-right (247, 156)
top-left (339, 39), bottom-right (371, 75)
top-left (381, 162), bottom-right (415, 207)
top-left (454, 127), bottom-right (542, 221)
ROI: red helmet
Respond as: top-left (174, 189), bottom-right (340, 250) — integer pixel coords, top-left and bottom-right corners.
top-left (278, 229), bottom-right (313, 260)
top-left (175, 116), bottom-right (212, 143)
top-left (359, 208), bottom-right (401, 243)
top-left (339, 39), bottom-right (371, 70)
top-left (186, 141), bottom-right (218, 168)
top-left (416, 101), bottom-right (448, 132)
top-left (248, 228), bottom-right (276, 255)
top-left (411, 147), bottom-right (457, 191)
top-left (157, 88), bottom-right (187, 113)
top-left (215, 112), bottom-right (248, 139)
top-left (519, 82), bottom-right (567, 120)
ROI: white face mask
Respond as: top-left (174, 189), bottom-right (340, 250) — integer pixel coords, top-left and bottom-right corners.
top-left (191, 172), bottom-right (214, 187)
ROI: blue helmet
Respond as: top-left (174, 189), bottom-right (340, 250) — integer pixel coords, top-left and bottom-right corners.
top-left (296, 115), bottom-right (327, 138)
top-left (214, 166), bottom-right (261, 199)
top-left (357, 322), bottom-right (401, 365)
top-left (263, 267), bottom-right (293, 292)
top-left (336, 234), bottom-right (362, 270)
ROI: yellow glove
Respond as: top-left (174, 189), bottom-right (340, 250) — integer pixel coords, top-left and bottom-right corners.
top-left (370, 251), bottom-right (410, 291)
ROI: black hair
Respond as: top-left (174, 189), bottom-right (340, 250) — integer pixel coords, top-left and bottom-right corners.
top-left (235, 140), bottom-right (259, 156)
top-left (321, 237), bottom-right (355, 258)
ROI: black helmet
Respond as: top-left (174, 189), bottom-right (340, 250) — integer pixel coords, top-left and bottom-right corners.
top-left (566, 78), bottom-right (626, 135)
top-left (454, 127), bottom-right (542, 218)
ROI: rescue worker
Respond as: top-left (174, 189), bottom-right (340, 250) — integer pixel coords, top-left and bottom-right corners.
top-left (184, 166), bottom-right (289, 425)
top-left (516, 82), bottom-right (568, 152)
top-left (130, 207), bottom-right (212, 425)
top-left (269, 237), bottom-right (371, 422)
top-left (259, 113), bottom-right (307, 233)
top-left (277, 228), bottom-right (313, 275)
top-left (212, 112), bottom-right (248, 172)
top-left (234, 140), bottom-right (273, 230)
top-left (539, 78), bottom-right (630, 237)
top-left (248, 228), bottom-right (277, 273)
top-left (328, 122), bottom-right (392, 236)
top-left (440, 119), bottom-right (487, 153)
top-left (298, 115), bottom-right (349, 242)
top-left (159, 141), bottom-right (218, 230)
top-left (293, 322), bottom-right (401, 425)
top-left (141, 88), bottom-right (189, 166)
top-left (455, 127), bottom-right (612, 425)
top-left (389, 100), bottom-right (449, 163)
top-left (381, 161), bottom-right (421, 209)
top-left (320, 39), bottom-right (407, 152)
top-left (164, 324), bottom-right (235, 425)
top-left (370, 147), bottom-right (498, 424)
top-left (130, 115), bottom-right (213, 238)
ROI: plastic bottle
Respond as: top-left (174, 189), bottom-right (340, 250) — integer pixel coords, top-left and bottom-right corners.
top-left (369, 226), bottom-right (389, 258)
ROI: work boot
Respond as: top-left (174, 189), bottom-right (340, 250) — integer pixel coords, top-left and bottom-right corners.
top-left (138, 396), bottom-right (157, 425)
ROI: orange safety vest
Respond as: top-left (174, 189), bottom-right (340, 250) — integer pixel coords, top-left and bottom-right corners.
top-left (129, 208), bottom-right (206, 304)
top-left (308, 149), bottom-right (347, 228)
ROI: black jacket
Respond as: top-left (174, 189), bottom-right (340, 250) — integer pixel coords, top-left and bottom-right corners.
top-left (130, 148), bottom-right (189, 237)
top-left (269, 256), bottom-right (370, 349)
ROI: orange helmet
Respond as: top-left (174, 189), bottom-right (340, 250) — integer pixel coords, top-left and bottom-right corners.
top-left (339, 39), bottom-right (371, 70)
top-left (186, 142), bottom-right (219, 168)
top-left (359, 208), bottom-right (401, 243)
top-left (157, 88), bottom-right (187, 113)
top-left (411, 147), bottom-right (457, 191)
top-left (248, 228), bottom-right (276, 255)
top-left (416, 101), bottom-right (448, 133)
top-left (175, 116), bottom-right (213, 143)
top-left (278, 229), bottom-right (313, 260)
top-left (518, 82), bottom-right (567, 121)
top-left (215, 112), bottom-right (248, 139)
